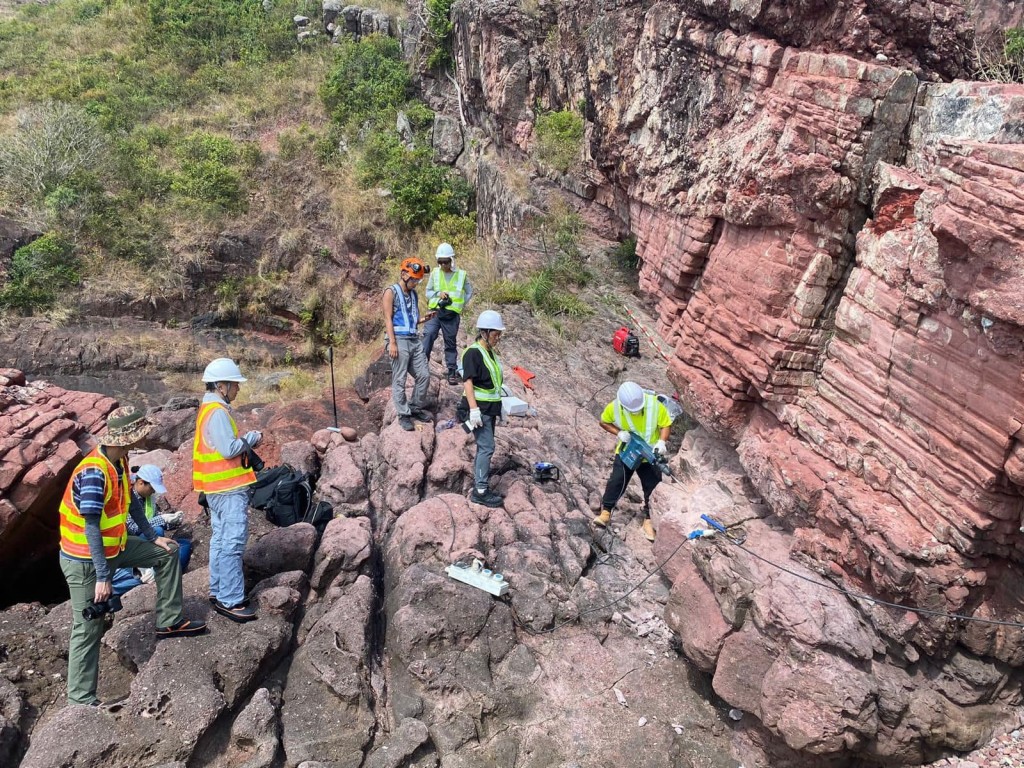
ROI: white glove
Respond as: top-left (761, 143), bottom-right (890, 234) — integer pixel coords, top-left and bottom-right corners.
top-left (468, 408), bottom-right (483, 430)
top-left (617, 430), bottom-right (631, 444)
top-left (160, 511), bottom-right (184, 529)
top-left (654, 440), bottom-right (667, 456)
top-left (244, 430), bottom-right (262, 447)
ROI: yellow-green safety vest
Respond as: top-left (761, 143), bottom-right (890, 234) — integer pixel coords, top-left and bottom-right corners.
top-left (464, 341), bottom-right (502, 402)
top-left (612, 393), bottom-right (660, 451)
top-left (428, 269), bottom-right (467, 314)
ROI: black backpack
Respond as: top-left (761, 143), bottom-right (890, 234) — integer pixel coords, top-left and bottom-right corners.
top-left (250, 465), bottom-right (313, 527)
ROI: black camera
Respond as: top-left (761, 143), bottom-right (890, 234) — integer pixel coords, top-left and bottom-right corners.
top-left (437, 295), bottom-right (453, 310)
top-left (242, 447), bottom-right (265, 473)
top-left (83, 595), bottom-right (123, 621)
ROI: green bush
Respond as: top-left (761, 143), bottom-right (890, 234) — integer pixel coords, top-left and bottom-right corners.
top-left (610, 235), bottom-right (639, 271)
top-left (321, 35), bottom-right (410, 129)
top-left (172, 159), bottom-right (244, 209)
top-left (425, 0), bottom-right (455, 70)
top-left (431, 213), bottom-right (477, 247)
top-left (482, 268), bottom-right (592, 318)
top-left (534, 109), bottom-right (584, 172)
top-left (147, 0), bottom-right (296, 68)
top-left (359, 131), bottom-right (472, 228)
top-left (0, 233), bottom-right (80, 313)
top-left (169, 132), bottom-right (250, 210)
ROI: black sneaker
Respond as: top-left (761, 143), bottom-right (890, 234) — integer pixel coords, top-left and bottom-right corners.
top-left (212, 600), bottom-right (257, 623)
top-left (411, 408), bottom-right (433, 422)
top-left (470, 489), bottom-right (503, 508)
top-left (398, 415), bottom-right (415, 431)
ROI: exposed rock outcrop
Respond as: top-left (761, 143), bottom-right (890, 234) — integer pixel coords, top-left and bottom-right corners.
top-left (0, 369), bottom-right (118, 606)
top-left (434, 0), bottom-right (1024, 764)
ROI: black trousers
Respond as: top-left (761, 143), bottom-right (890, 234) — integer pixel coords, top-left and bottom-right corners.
top-left (601, 455), bottom-right (661, 516)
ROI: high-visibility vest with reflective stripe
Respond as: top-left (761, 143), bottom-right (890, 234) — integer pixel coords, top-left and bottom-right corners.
top-left (390, 284), bottom-right (419, 336)
top-left (463, 341), bottom-right (502, 402)
top-left (428, 269), bottom-right (467, 314)
top-left (192, 402), bottom-right (257, 493)
top-left (612, 393), bottom-right (660, 453)
top-left (59, 449), bottom-right (129, 559)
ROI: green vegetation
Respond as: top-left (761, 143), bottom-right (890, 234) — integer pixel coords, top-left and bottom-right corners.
top-left (0, 234), bottom-right (80, 313)
top-left (424, 0), bottom-right (455, 70)
top-left (610, 235), bottom-right (639, 271)
top-left (482, 211), bottom-right (592, 318)
top-left (534, 108), bottom-right (584, 172)
top-left (323, 35), bottom-right (472, 229)
top-left (974, 27), bottom-right (1024, 83)
top-left (321, 35), bottom-right (410, 128)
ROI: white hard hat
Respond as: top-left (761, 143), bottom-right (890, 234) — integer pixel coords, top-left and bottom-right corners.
top-left (134, 464), bottom-right (167, 494)
top-left (435, 242), bottom-right (455, 260)
top-left (202, 357), bottom-right (247, 383)
top-left (617, 382), bottom-right (644, 413)
top-left (476, 309), bottom-right (505, 331)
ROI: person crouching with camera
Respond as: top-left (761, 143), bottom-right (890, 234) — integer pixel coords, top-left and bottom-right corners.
top-left (193, 358), bottom-right (262, 623)
top-left (59, 406), bottom-right (207, 706)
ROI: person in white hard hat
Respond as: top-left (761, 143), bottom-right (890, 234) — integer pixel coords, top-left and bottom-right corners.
top-left (192, 358), bottom-right (262, 623)
top-left (593, 381), bottom-right (672, 541)
top-left (458, 309), bottom-right (506, 508)
top-left (422, 242), bottom-right (473, 386)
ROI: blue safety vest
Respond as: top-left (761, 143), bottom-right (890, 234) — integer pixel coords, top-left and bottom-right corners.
top-left (390, 284), bottom-right (419, 337)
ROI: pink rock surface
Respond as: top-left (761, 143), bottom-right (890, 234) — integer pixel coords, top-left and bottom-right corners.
top-left (0, 372), bottom-right (118, 601)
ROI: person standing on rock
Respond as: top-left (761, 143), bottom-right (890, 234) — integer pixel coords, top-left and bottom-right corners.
top-left (59, 406), bottom-right (207, 706)
top-left (459, 309), bottom-right (506, 508)
top-left (383, 257), bottom-right (435, 431)
top-left (422, 242), bottom-right (473, 386)
top-left (193, 358), bottom-right (262, 623)
top-left (593, 381), bottom-right (672, 542)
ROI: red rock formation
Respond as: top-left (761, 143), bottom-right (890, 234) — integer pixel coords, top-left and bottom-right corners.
top-left (448, 0), bottom-right (1024, 763)
top-left (0, 369), bottom-right (118, 605)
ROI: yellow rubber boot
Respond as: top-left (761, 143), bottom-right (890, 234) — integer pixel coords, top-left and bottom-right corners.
top-left (593, 509), bottom-right (611, 528)
top-left (641, 519), bottom-right (656, 542)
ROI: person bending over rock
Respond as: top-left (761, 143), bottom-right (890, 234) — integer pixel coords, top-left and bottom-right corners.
top-left (592, 381), bottom-right (672, 542)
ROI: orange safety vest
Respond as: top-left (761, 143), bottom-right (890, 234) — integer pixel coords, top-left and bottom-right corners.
top-left (192, 401), bottom-right (257, 494)
top-left (58, 448), bottom-right (129, 559)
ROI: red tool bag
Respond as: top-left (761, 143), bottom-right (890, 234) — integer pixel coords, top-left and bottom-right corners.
top-left (612, 327), bottom-right (640, 357)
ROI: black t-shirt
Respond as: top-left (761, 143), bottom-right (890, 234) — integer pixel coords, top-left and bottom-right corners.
top-left (460, 346), bottom-right (503, 417)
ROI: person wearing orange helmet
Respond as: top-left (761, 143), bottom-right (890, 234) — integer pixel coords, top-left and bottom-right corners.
top-left (383, 257), bottom-right (436, 431)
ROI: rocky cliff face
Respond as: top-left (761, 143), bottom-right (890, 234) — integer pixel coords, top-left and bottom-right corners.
top-left (440, 0), bottom-right (1024, 764)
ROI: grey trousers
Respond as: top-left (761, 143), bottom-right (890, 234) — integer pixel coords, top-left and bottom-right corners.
top-left (422, 311), bottom-right (461, 373)
top-left (391, 335), bottom-right (429, 416)
top-left (474, 413), bottom-right (497, 490)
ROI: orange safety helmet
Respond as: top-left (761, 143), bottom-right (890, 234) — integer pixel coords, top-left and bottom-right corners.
top-left (400, 257), bottom-right (427, 280)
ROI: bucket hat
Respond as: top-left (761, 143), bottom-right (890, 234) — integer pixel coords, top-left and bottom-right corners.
top-left (98, 406), bottom-right (153, 447)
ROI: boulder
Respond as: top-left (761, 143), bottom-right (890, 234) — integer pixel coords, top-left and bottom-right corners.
top-left (432, 115), bottom-right (464, 165)
top-left (244, 524), bottom-right (318, 582)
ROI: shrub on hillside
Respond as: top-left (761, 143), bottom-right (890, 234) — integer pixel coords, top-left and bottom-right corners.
top-left (534, 109), bottom-right (584, 172)
top-left (425, 0), bottom-right (455, 70)
top-left (0, 101), bottom-right (109, 201)
top-left (359, 132), bottom-right (472, 228)
top-left (147, 0), bottom-right (296, 68)
top-left (170, 132), bottom-right (254, 210)
top-left (0, 233), bottom-right (80, 313)
top-left (321, 35), bottom-right (410, 129)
